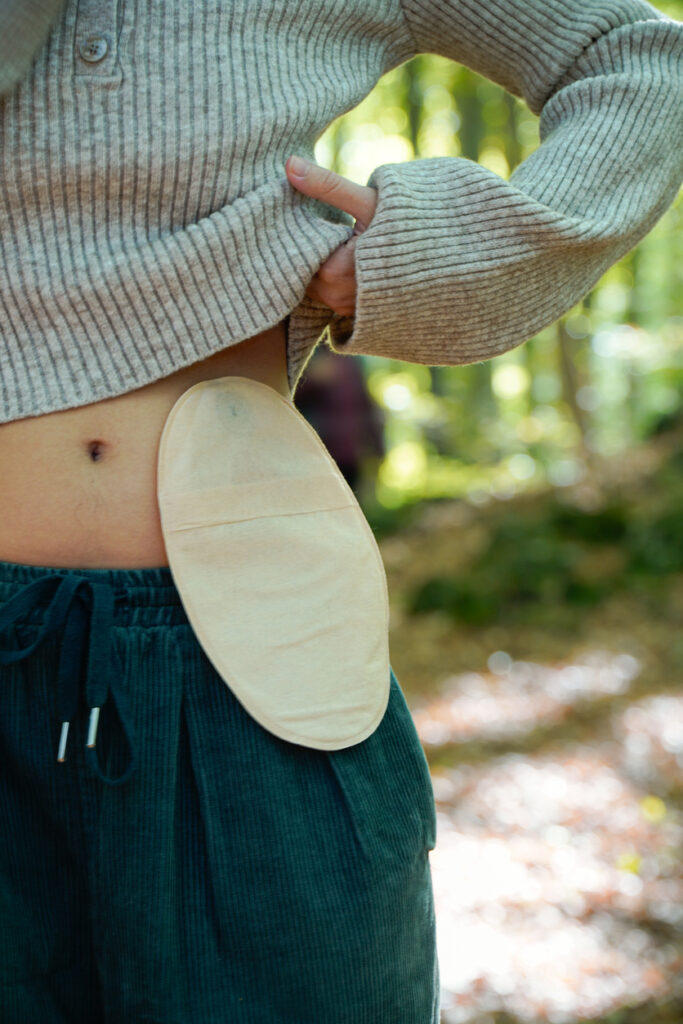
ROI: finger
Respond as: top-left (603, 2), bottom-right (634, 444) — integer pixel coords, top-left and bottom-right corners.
top-left (316, 239), bottom-right (356, 283)
top-left (305, 277), bottom-right (357, 316)
top-left (306, 292), bottom-right (356, 316)
top-left (286, 156), bottom-right (377, 228)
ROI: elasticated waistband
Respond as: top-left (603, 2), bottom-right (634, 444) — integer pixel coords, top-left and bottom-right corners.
top-left (0, 558), bottom-right (188, 628)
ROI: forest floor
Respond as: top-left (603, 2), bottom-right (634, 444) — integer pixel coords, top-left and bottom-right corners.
top-left (375, 423), bottom-right (683, 1024)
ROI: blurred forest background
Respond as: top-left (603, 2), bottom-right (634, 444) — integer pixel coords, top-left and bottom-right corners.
top-left (296, 4), bottom-right (683, 1021)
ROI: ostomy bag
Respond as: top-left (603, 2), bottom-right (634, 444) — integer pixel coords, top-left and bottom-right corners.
top-left (156, 376), bottom-right (390, 749)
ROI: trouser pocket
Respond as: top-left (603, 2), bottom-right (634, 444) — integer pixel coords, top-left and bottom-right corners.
top-left (325, 668), bottom-right (437, 869)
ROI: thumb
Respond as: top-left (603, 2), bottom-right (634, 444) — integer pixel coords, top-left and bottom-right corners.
top-left (286, 156), bottom-right (377, 230)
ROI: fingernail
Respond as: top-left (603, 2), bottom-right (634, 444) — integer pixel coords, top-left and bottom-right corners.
top-left (288, 155), bottom-right (308, 178)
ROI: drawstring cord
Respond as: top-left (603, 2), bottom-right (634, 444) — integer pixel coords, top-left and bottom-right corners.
top-left (0, 574), bottom-right (138, 786)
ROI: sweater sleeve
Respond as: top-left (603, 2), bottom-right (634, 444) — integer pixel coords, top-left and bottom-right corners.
top-left (326, 0), bottom-right (683, 365)
top-left (0, 0), bottom-right (66, 97)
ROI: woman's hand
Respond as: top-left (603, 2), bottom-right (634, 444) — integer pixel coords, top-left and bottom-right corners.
top-left (286, 156), bottom-right (377, 317)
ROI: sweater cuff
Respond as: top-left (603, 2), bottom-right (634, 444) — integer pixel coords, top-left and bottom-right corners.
top-left (327, 156), bottom-right (571, 365)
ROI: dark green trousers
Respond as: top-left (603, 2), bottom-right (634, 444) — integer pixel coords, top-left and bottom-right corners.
top-left (0, 558), bottom-right (439, 1022)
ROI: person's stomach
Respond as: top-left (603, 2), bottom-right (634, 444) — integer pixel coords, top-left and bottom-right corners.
top-left (0, 321), bottom-right (290, 569)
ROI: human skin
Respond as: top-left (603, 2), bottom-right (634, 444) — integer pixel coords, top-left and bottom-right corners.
top-left (285, 156), bottom-right (378, 316)
top-left (0, 159), bottom-right (375, 570)
top-left (0, 324), bottom-right (290, 568)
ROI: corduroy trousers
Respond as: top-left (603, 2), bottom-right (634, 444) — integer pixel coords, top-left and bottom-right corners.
top-left (0, 558), bottom-right (439, 1023)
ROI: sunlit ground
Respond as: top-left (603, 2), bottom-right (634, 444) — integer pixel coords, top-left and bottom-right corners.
top-left (416, 661), bottom-right (683, 1022)
top-left (412, 651), bottom-right (641, 747)
top-left (379, 494), bottom-right (683, 1022)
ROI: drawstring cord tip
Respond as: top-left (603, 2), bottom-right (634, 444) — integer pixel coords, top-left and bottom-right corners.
top-left (57, 721), bottom-right (70, 762)
top-left (86, 706), bottom-right (101, 749)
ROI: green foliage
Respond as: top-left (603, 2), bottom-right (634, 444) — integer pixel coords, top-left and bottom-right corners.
top-left (316, 53), bottom-right (682, 515)
top-left (362, 497), bottom-right (423, 540)
top-left (549, 504), bottom-right (628, 544)
top-left (628, 508), bottom-right (683, 575)
top-left (408, 450), bottom-right (683, 625)
top-left (409, 515), bottom-right (607, 624)
top-left (411, 575), bottom-right (503, 625)
top-left (625, 448), bottom-right (683, 575)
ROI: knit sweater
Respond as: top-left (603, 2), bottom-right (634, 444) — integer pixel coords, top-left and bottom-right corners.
top-left (0, 0), bottom-right (681, 424)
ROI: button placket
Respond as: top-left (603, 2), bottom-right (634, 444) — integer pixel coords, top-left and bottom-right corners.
top-left (73, 0), bottom-right (120, 79)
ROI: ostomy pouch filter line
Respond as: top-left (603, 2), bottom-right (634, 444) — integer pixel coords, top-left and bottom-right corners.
top-left (156, 376), bottom-right (390, 749)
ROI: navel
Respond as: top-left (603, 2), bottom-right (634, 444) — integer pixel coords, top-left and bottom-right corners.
top-left (86, 439), bottom-right (108, 462)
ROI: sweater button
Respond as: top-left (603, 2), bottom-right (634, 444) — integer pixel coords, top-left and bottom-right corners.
top-left (79, 36), bottom-right (109, 63)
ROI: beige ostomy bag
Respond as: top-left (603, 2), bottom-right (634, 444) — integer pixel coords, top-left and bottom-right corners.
top-left (157, 376), bottom-right (390, 750)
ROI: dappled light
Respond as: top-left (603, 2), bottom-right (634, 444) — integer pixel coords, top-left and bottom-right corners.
top-left (403, 655), bottom-right (683, 1020)
top-left (412, 652), bottom-right (640, 748)
top-left (614, 695), bottom-right (683, 793)
top-left (300, 32), bottom-right (683, 1022)
top-left (431, 742), bottom-right (682, 1021)
top-left (373, 439), bottom-right (683, 1022)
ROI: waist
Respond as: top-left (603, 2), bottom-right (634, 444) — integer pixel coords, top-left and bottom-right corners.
top-left (0, 323), bottom-right (290, 569)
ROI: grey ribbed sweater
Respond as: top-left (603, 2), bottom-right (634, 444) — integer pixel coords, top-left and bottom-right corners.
top-left (0, 0), bottom-right (681, 423)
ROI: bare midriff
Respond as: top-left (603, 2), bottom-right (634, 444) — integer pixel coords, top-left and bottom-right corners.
top-left (0, 321), bottom-right (291, 569)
